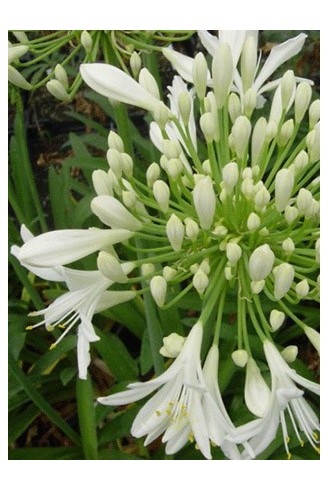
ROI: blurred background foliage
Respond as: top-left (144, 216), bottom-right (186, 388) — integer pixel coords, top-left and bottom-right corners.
top-left (8, 30), bottom-right (319, 460)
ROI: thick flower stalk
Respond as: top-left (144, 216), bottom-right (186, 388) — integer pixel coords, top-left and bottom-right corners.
top-left (12, 30), bottom-right (319, 459)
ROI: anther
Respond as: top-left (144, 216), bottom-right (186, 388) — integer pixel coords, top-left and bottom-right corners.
top-left (49, 343), bottom-right (56, 350)
top-left (287, 453), bottom-right (292, 460)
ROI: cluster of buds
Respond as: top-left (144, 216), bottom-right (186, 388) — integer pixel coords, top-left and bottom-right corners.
top-left (12, 30), bottom-right (320, 460)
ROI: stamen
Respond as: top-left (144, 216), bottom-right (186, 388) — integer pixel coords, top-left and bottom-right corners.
top-left (280, 410), bottom-right (291, 456)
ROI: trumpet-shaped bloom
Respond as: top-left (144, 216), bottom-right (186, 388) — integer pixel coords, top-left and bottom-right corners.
top-left (229, 340), bottom-right (320, 459)
top-left (98, 322), bottom-right (238, 459)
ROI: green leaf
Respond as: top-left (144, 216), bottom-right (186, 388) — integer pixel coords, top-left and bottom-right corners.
top-left (8, 447), bottom-right (84, 460)
top-left (98, 404), bottom-right (140, 445)
top-left (8, 404), bottom-right (39, 444)
top-left (139, 329), bottom-right (153, 375)
top-left (30, 336), bottom-right (77, 376)
top-left (99, 448), bottom-right (143, 460)
top-left (60, 367), bottom-right (77, 386)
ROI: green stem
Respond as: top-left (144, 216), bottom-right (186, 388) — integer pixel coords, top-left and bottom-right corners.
top-left (76, 377), bottom-right (99, 460)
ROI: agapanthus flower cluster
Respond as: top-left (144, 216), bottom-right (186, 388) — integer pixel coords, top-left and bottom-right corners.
top-left (12, 30), bottom-right (320, 460)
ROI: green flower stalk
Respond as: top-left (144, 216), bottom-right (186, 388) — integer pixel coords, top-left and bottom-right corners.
top-left (11, 30), bottom-right (320, 460)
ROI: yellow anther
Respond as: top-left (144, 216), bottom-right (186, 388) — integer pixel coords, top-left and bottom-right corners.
top-left (155, 410), bottom-right (161, 416)
top-left (182, 410), bottom-right (188, 417)
top-left (45, 324), bottom-right (55, 332)
top-left (300, 440), bottom-right (305, 447)
top-left (313, 432), bottom-right (319, 441)
top-left (168, 402), bottom-right (174, 407)
top-left (165, 409), bottom-right (172, 416)
top-left (287, 453), bottom-right (292, 460)
top-left (210, 440), bottom-right (217, 448)
top-left (49, 343), bottom-right (56, 350)
top-left (25, 326), bottom-right (33, 331)
top-left (195, 444), bottom-right (200, 451)
top-left (181, 404), bottom-right (186, 410)
top-left (315, 447), bottom-right (320, 454)
top-left (188, 433), bottom-right (194, 443)
top-left (58, 324), bottom-right (66, 329)
top-left (286, 436), bottom-right (290, 444)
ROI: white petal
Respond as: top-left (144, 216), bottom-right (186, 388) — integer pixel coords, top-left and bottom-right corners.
top-left (17, 228), bottom-right (133, 267)
top-left (91, 195), bottom-right (142, 231)
top-left (162, 48), bottom-right (194, 83)
top-left (253, 33), bottom-right (307, 92)
top-left (188, 390), bottom-right (211, 459)
top-left (11, 245), bottom-right (65, 282)
top-left (77, 332), bottom-right (90, 380)
top-left (219, 30), bottom-right (248, 67)
top-left (97, 384), bottom-right (157, 406)
top-left (198, 30), bottom-right (220, 57)
top-left (94, 290), bottom-right (136, 313)
top-left (245, 358), bottom-right (271, 417)
top-left (289, 370), bottom-right (320, 396)
top-left (78, 316), bottom-right (100, 342)
top-left (80, 63), bottom-right (160, 112)
top-left (164, 423), bottom-right (190, 455)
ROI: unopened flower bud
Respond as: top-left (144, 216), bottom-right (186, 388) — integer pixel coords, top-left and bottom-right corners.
top-left (252, 165), bottom-right (260, 178)
top-left (294, 150), bottom-right (309, 173)
top-left (249, 244), bottom-right (275, 281)
top-left (199, 259), bottom-right (210, 275)
top-left (8, 65), bottom-right (32, 90)
top-left (166, 158), bottom-right (183, 180)
top-left (54, 64), bottom-right (68, 89)
top-left (281, 345), bottom-right (298, 363)
top-left (146, 162), bottom-right (161, 187)
top-left (254, 187), bottom-right (270, 210)
top-left (243, 88), bottom-right (257, 118)
top-left (277, 119), bottom-right (294, 147)
top-left (245, 358), bottom-right (271, 417)
top-left (160, 333), bottom-right (186, 358)
top-left (192, 176), bottom-right (216, 229)
top-left (202, 159), bottom-right (212, 175)
top-left (130, 51), bottom-right (142, 78)
top-left (162, 139), bottom-right (181, 159)
top-left (285, 205), bottom-right (299, 224)
top-left (251, 280), bottom-right (265, 294)
top-left (153, 180), bottom-right (170, 212)
top-left (275, 168), bottom-right (294, 212)
top-left (265, 120), bottom-right (278, 142)
top-left (81, 30), bottom-right (93, 53)
top-left (231, 349), bottom-right (248, 367)
top-left (315, 238), bottom-right (320, 263)
top-left (200, 112), bottom-right (217, 143)
top-left (193, 268), bottom-right (209, 295)
top-left (295, 82), bottom-right (312, 123)
top-left (269, 309), bottom-right (285, 331)
top-left (226, 242), bottom-right (242, 264)
top-left (139, 68), bottom-right (160, 100)
top-left (141, 263), bottom-right (155, 277)
top-left (259, 227), bottom-right (269, 236)
top-left (309, 99), bottom-right (320, 129)
top-left (241, 36), bottom-right (257, 92)
top-left (222, 161), bottom-right (239, 193)
top-left (242, 167), bottom-right (253, 179)
top-left (150, 276), bottom-right (167, 307)
top-left (192, 52), bottom-right (208, 100)
top-left (184, 217), bottom-right (199, 241)
top-left (153, 102), bottom-right (170, 129)
top-left (108, 131), bottom-right (124, 152)
top-left (251, 117), bottom-right (267, 167)
top-left (92, 169), bottom-right (113, 196)
top-left (296, 188), bottom-right (313, 216)
top-left (213, 224), bottom-right (228, 236)
top-left (228, 93), bottom-right (241, 123)
top-left (295, 279), bottom-right (310, 297)
top-left (273, 263), bottom-right (294, 299)
top-left (304, 326), bottom-right (320, 355)
top-left (282, 238), bottom-right (295, 255)
top-left (178, 91), bottom-right (192, 126)
top-left (166, 214), bottom-right (184, 251)
top-left (122, 190), bottom-right (137, 208)
top-left (212, 42), bottom-right (233, 109)
top-left (241, 178), bottom-right (255, 199)
top-left (97, 251), bottom-right (128, 283)
top-left (224, 266), bottom-right (234, 280)
top-left (231, 116), bottom-right (251, 158)
top-left (46, 79), bottom-right (69, 101)
top-left (306, 126), bottom-right (320, 163)
top-left (163, 266), bottom-right (177, 282)
top-left (281, 70), bottom-right (296, 110)
top-left (247, 212), bottom-right (260, 231)
top-left (12, 31), bottom-right (29, 44)
top-left (106, 148), bottom-right (123, 178)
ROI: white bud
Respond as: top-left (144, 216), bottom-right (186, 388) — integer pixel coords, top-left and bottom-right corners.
top-left (46, 79), bottom-right (69, 101)
top-left (212, 42), bottom-right (233, 109)
top-left (200, 112), bottom-right (218, 143)
top-left (8, 65), bottom-right (32, 90)
top-left (241, 36), bottom-right (257, 92)
top-left (265, 120), bottom-right (278, 142)
top-left (139, 68), bottom-right (160, 100)
top-left (202, 159), bottom-right (212, 176)
top-left (277, 119), bottom-right (294, 147)
top-left (192, 52), bottom-right (208, 100)
top-left (281, 70), bottom-right (296, 110)
top-left (146, 162), bottom-right (161, 187)
top-left (97, 251), bottom-right (128, 283)
top-left (231, 349), bottom-right (248, 368)
top-left (285, 205), bottom-right (299, 224)
top-left (219, 188), bottom-right (228, 202)
top-left (141, 263), bottom-right (155, 277)
top-left (12, 31), bottom-right (29, 44)
top-left (199, 259), bottom-right (210, 275)
top-left (251, 280), bottom-right (265, 294)
top-left (295, 82), bottom-right (312, 123)
top-left (226, 243), bottom-right (242, 264)
top-left (306, 126), bottom-right (320, 163)
top-left (247, 212), bottom-right (260, 231)
top-left (153, 101), bottom-right (170, 129)
top-left (153, 180), bottom-right (170, 212)
top-left (294, 150), bottom-right (309, 173)
top-left (106, 148), bottom-right (123, 178)
top-left (108, 131), bottom-right (124, 152)
top-left (249, 244), bottom-right (275, 281)
top-left (222, 161), bottom-right (239, 193)
top-left (231, 116), bottom-right (252, 158)
top-left (54, 64), bottom-right (68, 89)
top-left (282, 238), bottom-right (295, 255)
top-left (178, 91), bottom-right (192, 126)
top-left (242, 167), bottom-right (253, 179)
top-left (224, 266), bottom-right (234, 280)
top-left (243, 88), bottom-right (257, 118)
top-left (162, 139), bottom-right (181, 159)
top-left (92, 169), bottom-right (113, 196)
top-left (122, 190), bottom-right (137, 208)
top-left (130, 51), bottom-right (142, 78)
top-left (269, 310), bottom-right (285, 331)
top-left (241, 178), bottom-right (255, 199)
top-left (160, 333), bottom-right (186, 358)
top-left (213, 224), bottom-right (228, 236)
top-left (245, 358), bottom-right (271, 418)
top-left (295, 279), bottom-right (310, 297)
top-left (120, 153), bottom-right (134, 177)
top-left (192, 176), bottom-right (216, 229)
top-left (184, 217), bottom-right (199, 241)
top-left (273, 263), bottom-right (294, 299)
top-left (91, 195), bottom-right (141, 231)
top-left (309, 99), bottom-right (320, 129)
top-left (251, 117), bottom-right (267, 167)
top-left (304, 327), bottom-right (320, 355)
top-left (315, 238), bottom-right (320, 263)
top-left (296, 188), bottom-right (313, 216)
top-left (254, 187), bottom-right (270, 210)
top-left (163, 266), bottom-right (177, 282)
top-left (228, 93), bottom-right (242, 123)
top-left (81, 31), bottom-right (93, 53)
top-left (166, 214), bottom-right (184, 251)
top-left (252, 165), bottom-right (260, 178)
top-left (107, 169), bottom-right (121, 195)
top-left (193, 269), bottom-right (209, 295)
top-left (281, 345), bottom-right (298, 363)
top-left (275, 168), bottom-right (294, 212)
top-left (190, 263), bottom-right (199, 274)
top-left (150, 276), bottom-right (167, 307)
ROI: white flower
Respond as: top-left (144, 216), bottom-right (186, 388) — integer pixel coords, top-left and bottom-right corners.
top-left (98, 323), bottom-right (239, 459)
top-left (229, 340), bottom-right (320, 459)
top-left (91, 195), bottom-right (142, 231)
